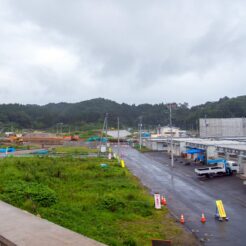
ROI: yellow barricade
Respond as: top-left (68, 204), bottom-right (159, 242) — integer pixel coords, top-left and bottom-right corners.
top-left (216, 200), bottom-right (227, 218)
top-left (120, 160), bottom-right (125, 168)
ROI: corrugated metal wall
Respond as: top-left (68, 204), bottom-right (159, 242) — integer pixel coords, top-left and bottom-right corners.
top-left (199, 118), bottom-right (246, 137)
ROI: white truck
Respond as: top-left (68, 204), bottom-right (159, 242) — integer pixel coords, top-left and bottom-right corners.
top-left (195, 159), bottom-right (239, 178)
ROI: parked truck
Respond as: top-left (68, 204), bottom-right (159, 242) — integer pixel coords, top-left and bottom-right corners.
top-left (195, 159), bottom-right (239, 178)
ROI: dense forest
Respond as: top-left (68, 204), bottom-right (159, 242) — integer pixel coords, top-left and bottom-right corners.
top-left (0, 96), bottom-right (246, 131)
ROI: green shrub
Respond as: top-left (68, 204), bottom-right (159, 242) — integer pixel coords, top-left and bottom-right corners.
top-left (123, 238), bottom-right (137, 246)
top-left (99, 195), bottom-right (126, 212)
top-left (131, 201), bottom-right (153, 217)
top-left (126, 193), bottom-right (135, 201)
top-left (27, 183), bottom-right (57, 207)
top-left (0, 181), bottom-right (57, 207)
top-left (23, 173), bottom-right (34, 182)
top-left (23, 199), bottom-right (37, 213)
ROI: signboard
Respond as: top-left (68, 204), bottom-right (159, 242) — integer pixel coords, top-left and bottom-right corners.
top-left (154, 193), bottom-right (161, 209)
top-left (100, 145), bottom-right (106, 153)
top-left (216, 200), bottom-right (227, 218)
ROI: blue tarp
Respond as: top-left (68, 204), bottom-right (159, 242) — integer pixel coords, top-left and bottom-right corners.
top-left (87, 136), bottom-right (108, 142)
top-left (207, 159), bottom-right (226, 165)
top-left (196, 154), bottom-right (205, 162)
top-left (100, 137), bottom-right (108, 143)
top-left (32, 150), bottom-right (48, 155)
top-left (0, 147), bottom-right (16, 153)
top-left (185, 148), bottom-right (204, 154)
top-left (142, 132), bottom-right (150, 137)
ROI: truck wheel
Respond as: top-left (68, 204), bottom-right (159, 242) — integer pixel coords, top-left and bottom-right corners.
top-left (226, 168), bottom-right (232, 176)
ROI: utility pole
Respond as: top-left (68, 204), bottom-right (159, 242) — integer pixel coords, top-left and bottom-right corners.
top-left (60, 123), bottom-right (63, 134)
top-left (117, 117), bottom-right (120, 158)
top-left (167, 104), bottom-right (175, 168)
top-left (99, 115), bottom-right (107, 152)
top-left (205, 114), bottom-right (207, 138)
top-left (138, 117), bottom-right (142, 150)
top-left (105, 113), bottom-right (108, 137)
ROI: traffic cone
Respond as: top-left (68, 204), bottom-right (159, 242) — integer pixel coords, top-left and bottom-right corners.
top-left (201, 213), bottom-right (206, 223)
top-left (161, 196), bottom-right (167, 206)
top-left (180, 214), bottom-right (185, 224)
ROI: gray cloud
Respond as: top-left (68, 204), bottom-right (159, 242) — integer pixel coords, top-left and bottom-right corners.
top-left (0, 0), bottom-right (246, 105)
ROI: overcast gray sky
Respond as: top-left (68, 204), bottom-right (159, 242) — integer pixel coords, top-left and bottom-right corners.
top-left (1, 0), bottom-right (246, 106)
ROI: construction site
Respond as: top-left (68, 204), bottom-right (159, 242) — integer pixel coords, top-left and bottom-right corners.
top-left (0, 115), bottom-right (245, 246)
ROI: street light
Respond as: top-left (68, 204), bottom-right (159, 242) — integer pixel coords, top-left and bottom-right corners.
top-left (167, 103), bottom-right (176, 168)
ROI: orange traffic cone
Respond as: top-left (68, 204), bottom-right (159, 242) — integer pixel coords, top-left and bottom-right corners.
top-left (180, 214), bottom-right (185, 224)
top-left (161, 196), bottom-right (167, 206)
top-left (201, 213), bottom-right (206, 223)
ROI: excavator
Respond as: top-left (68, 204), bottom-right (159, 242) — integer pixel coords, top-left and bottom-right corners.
top-left (5, 134), bottom-right (23, 145)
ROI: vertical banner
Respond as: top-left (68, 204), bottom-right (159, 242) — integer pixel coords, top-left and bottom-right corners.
top-left (101, 145), bottom-right (106, 153)
top-left (154, 193), bottom-right (161, 209)
top-left (120, 160), bottom-right (125, 168)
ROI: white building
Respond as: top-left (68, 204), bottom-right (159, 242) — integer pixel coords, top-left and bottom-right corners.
top-left (152, 126), bottom-right (186, 138)
top-left (106, 130), bottom-right (131, 139)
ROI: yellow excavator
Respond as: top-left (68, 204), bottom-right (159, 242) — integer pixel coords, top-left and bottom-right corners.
top-left (7, 134), bottom-right (23, 145)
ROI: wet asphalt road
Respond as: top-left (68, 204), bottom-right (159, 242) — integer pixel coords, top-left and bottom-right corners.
top-left (118, 146), bottom-right (246, 246)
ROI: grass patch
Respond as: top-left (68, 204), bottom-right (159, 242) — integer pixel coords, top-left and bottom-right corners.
top-left (0, 156), bottom-right (194, 245)
top-left (79, 130), bottom-right (101, 139)
top-left (53, 146), bottom-right (98, 155)
top-left (0, 144), bottom-right (38, 150)
top-left (133, 144), bottom-right (152, 153)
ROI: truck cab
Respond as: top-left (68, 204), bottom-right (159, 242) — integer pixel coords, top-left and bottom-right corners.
top-left (226, 161), bottom-right (239, 173)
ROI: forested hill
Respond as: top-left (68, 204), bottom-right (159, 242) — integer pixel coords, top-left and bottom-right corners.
top-left (0, 96), bottom-right (246, 130)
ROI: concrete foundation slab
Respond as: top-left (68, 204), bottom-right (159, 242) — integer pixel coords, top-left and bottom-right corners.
top-left (0, 201), bottom-right (106, 246)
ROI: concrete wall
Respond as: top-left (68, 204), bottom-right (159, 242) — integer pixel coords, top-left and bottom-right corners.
top-left (200, 118), bottom-right (246, 138)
